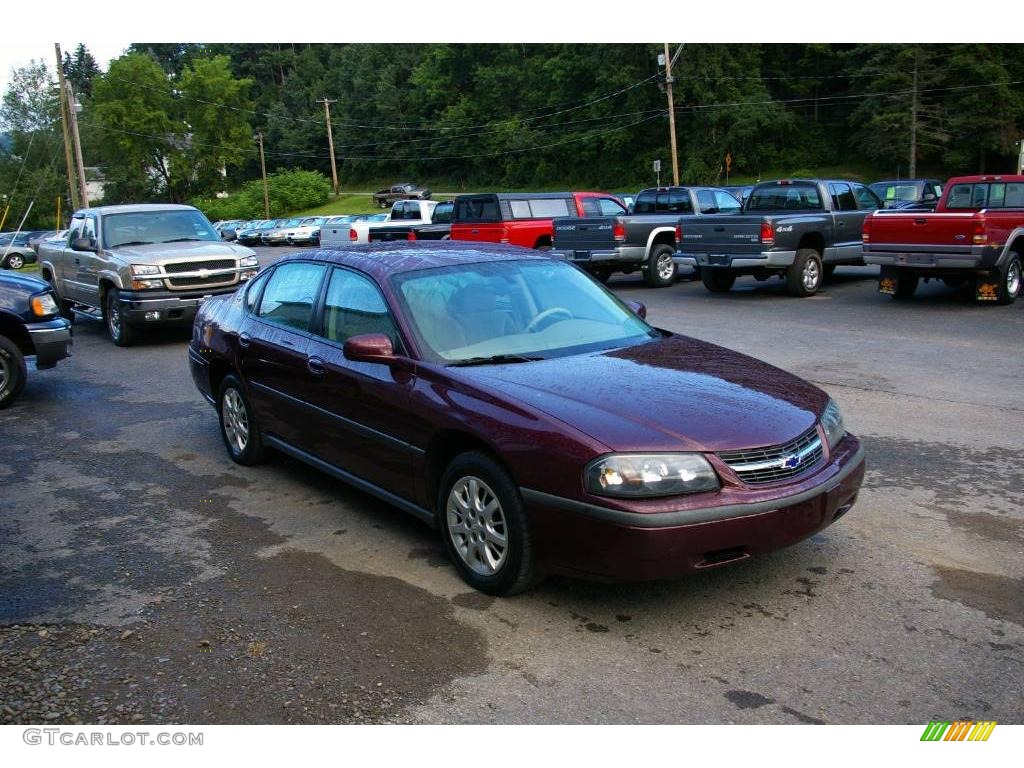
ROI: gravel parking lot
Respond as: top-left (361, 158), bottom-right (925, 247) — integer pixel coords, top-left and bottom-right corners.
top-left (1, 246), bottom-right (1021, 725)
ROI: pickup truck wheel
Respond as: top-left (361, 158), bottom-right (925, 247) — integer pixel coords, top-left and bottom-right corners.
top-left (996, 254), bottom-right (1022, 305)
top-left (787, 249), bottom-right (823, 297)
top-left (218, 375), bottom-right (266, 465)
top-left (438, 452), bottom-right (538, 596)
top-left (701, 269), bottom-right (736, 293)
top-left (892, 273), bottom-right (919, 299)
top-left (644, 244), bottom-right (677, 288)
top-left (4, 254), bottom-right (25, 270)
top-left (0, 334), bottom-right (27, 409)
top-left (104, 288), bottom-right (138, 347)
top-left (379, 200), bottom-right (389, 209)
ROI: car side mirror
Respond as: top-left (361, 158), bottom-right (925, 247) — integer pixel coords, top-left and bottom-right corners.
top-left (221, 228), bottom-right (237, 241)
top-left (71, 236), bottom-right (97, 252)
top-left (344, 333), bottom-right (396, 363)
top-left (626, 300), bottom-right (647, 320)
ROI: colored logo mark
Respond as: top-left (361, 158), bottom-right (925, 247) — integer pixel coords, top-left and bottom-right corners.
top-left (920, 721), bottom-right (996, 742)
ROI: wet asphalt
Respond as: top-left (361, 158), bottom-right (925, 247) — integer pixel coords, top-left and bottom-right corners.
top-left (0, 250), bottom-right (1021, 725)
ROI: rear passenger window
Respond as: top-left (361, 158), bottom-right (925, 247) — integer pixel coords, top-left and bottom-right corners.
top-left (1004, 183), bottom-right (1024, 207)
top-left (580, 198), bottom-right (602, 217)
top-left (321, 269), bottom-right (401, 348)
top-left (597, 198), bottom-right (626, 216)
top-left (714, 190), bottom-right (742, 213)
top-left (696, 190), bottom-right (717, 212)
top-left (829, 183), bottom-right (857, 211)
top-left (852, 184), bottom-right (880, 210)
top-left (257, 262), bottom-right (326, 332)
top-left (668, 190), bottom-right (693, 213)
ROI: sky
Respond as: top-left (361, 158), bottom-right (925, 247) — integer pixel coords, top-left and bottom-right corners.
top-left (0, 41), bottom-right (127, 98)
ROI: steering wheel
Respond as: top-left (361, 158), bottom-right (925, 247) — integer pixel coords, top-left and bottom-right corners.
top-left (525, 307), bottom-right (573, 333)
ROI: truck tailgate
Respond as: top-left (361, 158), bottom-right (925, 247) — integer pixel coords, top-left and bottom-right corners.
top-left (552, 217), bottom-right (617, 252)
top-left (677, 215), bottom-right (764, 254)
top-left (866, 211), bottom-right (980, 252)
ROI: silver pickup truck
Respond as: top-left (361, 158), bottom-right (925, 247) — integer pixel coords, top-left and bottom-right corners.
top-left (38, 204), bottom-right (259, 346)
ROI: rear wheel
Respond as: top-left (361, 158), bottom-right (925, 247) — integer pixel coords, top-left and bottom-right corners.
top-left (438, 452), bottom-right (537, 595)
top-left (218, 375), bottom-right (266, 465)
top-left (104, 288), bottom-right (138, 347)
top-left (995, 254), bottom-right (1021, 305)
top-left (786, 249), bottom-right (823, 296)
top-left (4, 254), bottom-right (25, 270)
top-left (892, 272), bottom-right (919, 300)
top-left (701, 268), bottom-right (736, 293)
top-left (643, 244), bottom-right (677, 288)
top-left (0, 334), bottom-right (27, 409)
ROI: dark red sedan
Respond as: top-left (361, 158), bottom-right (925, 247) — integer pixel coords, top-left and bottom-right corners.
top-left (188, 243), bottom-right (864, 595)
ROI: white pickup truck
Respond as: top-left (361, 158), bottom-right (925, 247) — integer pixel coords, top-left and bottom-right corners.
top-left (321, 200), bottom-right (439, 246)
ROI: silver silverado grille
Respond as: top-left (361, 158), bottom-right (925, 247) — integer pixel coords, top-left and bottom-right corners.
top-left (718, 425), bottom-right (824, 485)
top-left (163, 259), bottom-right (239, 290)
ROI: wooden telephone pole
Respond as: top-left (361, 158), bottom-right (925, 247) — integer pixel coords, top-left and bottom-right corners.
top-left (319, 97), bottom-right (340, 196)
top-left (663, 43), bottom-right (681, 186)
top-left (909, 48), bottom-right (919, 179)
top-left (255, 132), bottom-right (270, 218)
top-left (55, 43), bottom-right (81, 211)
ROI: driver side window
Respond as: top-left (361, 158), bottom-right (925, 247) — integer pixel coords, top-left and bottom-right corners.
top-left (66, 217), bottom-right (84, 245)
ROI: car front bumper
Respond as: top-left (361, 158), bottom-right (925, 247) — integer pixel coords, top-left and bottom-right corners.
top-left (27, 318), bottom-right (73, 368)
top-left (522, 435), bottom-right (865, 581)
top-left (117, 289), bottom-right (239, 325)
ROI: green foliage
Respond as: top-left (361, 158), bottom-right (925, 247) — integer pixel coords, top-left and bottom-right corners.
top-left (191, 169), bottom-right (330, 220)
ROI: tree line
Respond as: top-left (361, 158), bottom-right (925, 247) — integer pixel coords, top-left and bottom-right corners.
top-left (2, 43), bottom-right (1022, 229)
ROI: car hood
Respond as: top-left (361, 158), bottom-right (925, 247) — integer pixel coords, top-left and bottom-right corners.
top-left (455, 334), bottom-right (828, 453)
top-left (109, 241), bottom-right (255, 262)
top-left (0, 271), bottom-right (49, 294)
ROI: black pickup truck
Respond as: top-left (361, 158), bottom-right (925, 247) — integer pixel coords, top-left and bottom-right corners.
top-left (673, 179), bottom-right (882, 296)
top-left (549, 186), bottom-right (742, 287)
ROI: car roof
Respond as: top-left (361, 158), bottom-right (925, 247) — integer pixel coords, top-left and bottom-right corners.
top-left (72, 203), bottom-right (200, 215)
top-left (273, 241), bottom-right (550, 281)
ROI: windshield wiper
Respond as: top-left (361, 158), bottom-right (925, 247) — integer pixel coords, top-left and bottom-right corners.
top-left (115, 241), bottom-right (153, 247)
top-left (449, 354), bottom-right (545, 367)
top-left (162, 237), bottom-right (205, 243)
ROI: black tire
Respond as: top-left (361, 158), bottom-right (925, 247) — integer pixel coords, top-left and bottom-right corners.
top-left (643, 244), bottom-right (677, 288)
top-left (0, 334), bottom-right (27, 409)
top-left (104, 287), bottom-right (138, 347)
top-left (437, 451), bottom-right (538, 596)
top-left (378, 200), bottom-right (389, 209)
top-left (701, 268), bottom-right (736, 293)
top-left (217, 374), bottom-right (267, 465)
top-left (786, 248), bottom-right (824, 297)
top-left (892, 272), bottom-right (919, 300)
top-left (4, 253), bottom-right (25, 270)
top-left (995, 254), bottom-right (1021, 305)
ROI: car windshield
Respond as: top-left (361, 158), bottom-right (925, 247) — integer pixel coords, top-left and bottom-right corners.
top-left (392, 259), bottom-right (657, 364)
top-left (102, 210), bottom-right (220, 247)
top-left (367, 214), bottom-right (388, 221)
top-left (300, 217), bottom-right (325, 226)
top-left (283, 218), bottom-right (302, 227)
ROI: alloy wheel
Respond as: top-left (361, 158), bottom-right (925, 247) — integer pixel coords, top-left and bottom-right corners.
top-left (446, 476), bottom-right (508, 576)
top-left (1007, 259), bottom-right (1022, 297)
top-left (8, 255), bottom-right (24, 269)
top-left (802, 259), bottom-right (821, 292)
top-left (221, 388), bottom-right (249, 455)
top-left (0, 353), bottom-right (9, 392)
top-left (656, 252), bottom-right (675, 281)
top-left (106, 296), bottom-right (121, 340)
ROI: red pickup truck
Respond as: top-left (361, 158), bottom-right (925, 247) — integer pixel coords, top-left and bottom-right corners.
top-left (862, 174), bottom-right (1024, 304)
top-left (450, 192), bottom-right (626, 250)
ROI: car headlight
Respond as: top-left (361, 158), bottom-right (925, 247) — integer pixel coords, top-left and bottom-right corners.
top-left (821, 398), bottom-right (846, 451)
top-left (585, 453), bottom-right (720, 498)
top-left (239, 255), bottom-right (258, 267)
top-left (30, 292), bottom-right (59, 317)
top-left (130, 278), bottom-right (164, 290)
top-left (130, 264), bottom-right (160, 276)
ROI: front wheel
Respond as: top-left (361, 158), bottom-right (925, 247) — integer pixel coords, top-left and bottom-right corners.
top-left (0, 334), bottom-right (27, 409)
top-left (643, 244), bottom-right (677, 288)
top-left (438, 452), bottom-right (537, 596)
top-left (786, 249), bottom-right (823, 296)
top-left (218, 374), bottom-right (266, 465)
top-left (4, 254), bottom-right (25, 270)
top-left (701, 268), bottom-right (736, 293)
top-left (995, 254), bottom-right (1022, 305)
top-left (104, 288), bottom-right (138, 346)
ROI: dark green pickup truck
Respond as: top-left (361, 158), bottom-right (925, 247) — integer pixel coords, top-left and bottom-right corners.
top-left (673, 179), bottom-right (883, 296)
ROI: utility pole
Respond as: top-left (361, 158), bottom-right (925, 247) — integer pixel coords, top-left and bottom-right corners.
top-left (55, 43), bottom-right (80, 211)
top-left (67, 78), bottom-right (89, 208)
top-left (1017, 139), bottom-right (1024, 175)
top-left (663, 43), bottom-right (681, 186)
top-left (255, 132), bottom-right (270, 219)
top-left (319, 97), bottom-right (339, 196)
top-left (909, 48), bottom-right (919, 179)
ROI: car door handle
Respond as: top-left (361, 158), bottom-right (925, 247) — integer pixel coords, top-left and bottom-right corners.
top-left (74, 258), bottom-right (80, 264)
top-left (307, 356), bottom-right (325, 375)
top-left (913, 218), bottom-right (927, 225)
top-left (238, 332), bottom-right (251, 349)
top-left (471, 229), bottom-right (480, 234)
top-left (714, 226), bottom-right (725, 232)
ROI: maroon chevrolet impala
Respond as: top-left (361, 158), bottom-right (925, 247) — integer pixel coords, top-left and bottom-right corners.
top-left (188, 243), bottom-right (864, 595)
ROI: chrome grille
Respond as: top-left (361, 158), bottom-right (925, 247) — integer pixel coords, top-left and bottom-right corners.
top-left (718, 425), bottom-right (824, 485)
top-left (164, 259), bottom-right (239, 290)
